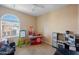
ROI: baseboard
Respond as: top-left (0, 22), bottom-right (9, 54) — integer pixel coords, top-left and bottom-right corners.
top-left (42, 41), bottom-right (58, 49)
top-left (42, 41), bottom-right (52, 46)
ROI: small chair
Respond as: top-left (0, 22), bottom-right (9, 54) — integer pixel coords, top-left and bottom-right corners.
top-left (9, 42), bottom-right (16, 51)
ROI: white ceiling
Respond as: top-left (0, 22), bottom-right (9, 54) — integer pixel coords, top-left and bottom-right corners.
top-left (1, 4), bottom-right (67, 16)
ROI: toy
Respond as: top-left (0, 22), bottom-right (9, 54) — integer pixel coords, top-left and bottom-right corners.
top-left (28, 25), bottom-right (42, 45)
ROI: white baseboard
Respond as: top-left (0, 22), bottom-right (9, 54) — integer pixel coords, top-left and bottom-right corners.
top-left (42, 40), bottom-right (52, 46)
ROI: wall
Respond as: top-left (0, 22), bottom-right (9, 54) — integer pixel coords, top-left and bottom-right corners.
top-left (77, 5), bottom-right (79, 34)
top-left (0, 21), bottom-right (1, 40)
top-left (36, 5), bottom-right (78, 45)
top-left (0, 6), bottom-right (36, 42)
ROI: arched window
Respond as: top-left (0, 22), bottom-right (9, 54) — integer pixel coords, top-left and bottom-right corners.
top-left (0, 14), bottom-right (20, 39)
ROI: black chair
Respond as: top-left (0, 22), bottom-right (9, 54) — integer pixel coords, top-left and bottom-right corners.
top-left (75, 39), bottom-right (79, 51)
top-left (10, 42), bottom-right (16, 50)
top-left (0, 42), bottom-right (16, 55)
top-left (75, 34), bottom-right (79, 51)
top-left (9, 42), bottom-right (16, 55)
top-left (58, 44), bottom-right (69, 55)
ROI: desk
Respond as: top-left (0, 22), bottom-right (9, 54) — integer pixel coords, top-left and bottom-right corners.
top-left (55, 48), bottom-right (79, 55)
top-left (58, 40), bottom-right (76, 52)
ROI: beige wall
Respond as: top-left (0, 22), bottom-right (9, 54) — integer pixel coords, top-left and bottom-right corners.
top-left (0, 6), bottom-right (36, 42)
top-left (77, 5), bottom-right (79, 34)
top-left (0, 20), bottom-right (1, 40)
top-left (36, 5), bottom-right (78, 45)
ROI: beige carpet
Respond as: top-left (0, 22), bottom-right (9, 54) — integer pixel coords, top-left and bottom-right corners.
top-left (15, 43), bottom-right (56, 55)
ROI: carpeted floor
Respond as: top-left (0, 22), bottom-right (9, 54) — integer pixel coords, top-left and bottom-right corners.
top-left (15, 43), bottom-right (56, 55)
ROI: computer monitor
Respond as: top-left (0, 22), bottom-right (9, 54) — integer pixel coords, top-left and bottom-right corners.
top-left (58, 33), bottom-right (65, 41)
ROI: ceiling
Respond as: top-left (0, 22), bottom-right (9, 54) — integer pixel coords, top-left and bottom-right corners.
top-left (1, 4), bottom-right (67, 16)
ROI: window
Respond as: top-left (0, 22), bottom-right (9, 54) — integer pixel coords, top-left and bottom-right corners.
top-left (0, 14), bottom-right (20, 39)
